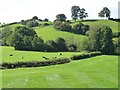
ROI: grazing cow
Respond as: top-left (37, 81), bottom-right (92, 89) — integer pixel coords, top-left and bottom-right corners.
top-left (60, 53), bottom-right (62, 55)
top-left (10, 54), bottom-right (13, 56)
top-left (55, 57), bottom-right (57, 58)
top-left (42, 56), bottom-right (49, 60)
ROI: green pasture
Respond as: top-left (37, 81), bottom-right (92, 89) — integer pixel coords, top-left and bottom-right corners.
top-left (1, 55), bottom-right (118, 88)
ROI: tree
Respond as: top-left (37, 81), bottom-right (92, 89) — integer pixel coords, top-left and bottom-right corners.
top-left (55, 37), bottom-right (67, 51)
top-left (32, 16), bottom-right (39, 20)
top-left (71, 6), bottom-right (80, 22)
top-left (56, 14), bottom-right (67, 22)
top-left (98, 7), bottom-right (111, 19)
top-left (8, 26), bottom-right (37, 50)
top-left (79, 8), bottom-right (88, 21)
top-left (59, 23), bottom-right (72, 31)
top-left (44, 18), bottom-right (49, 22)
top-left (73, 23), bottom-right (84, 34)
top-left (0, 26), bottom-right (13, 46)
top-left (81, 25), bottom-right (89, 35)
top-left (89, 25), bottom-right (114, 54)
top-left (26, 21), bottom-right (39, 27)
top-left (32, 36), bottom-right (45, 51)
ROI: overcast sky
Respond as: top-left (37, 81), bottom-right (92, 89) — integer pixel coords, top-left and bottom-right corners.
top-left (0, 0), bottom-right (119, 23)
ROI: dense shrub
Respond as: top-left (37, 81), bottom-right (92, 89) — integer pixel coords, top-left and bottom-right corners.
top-left (1, 58), bottom-right (71, 69)
top-left (26, 21), bottom-right (39, 27)
top-left (59, 23), bottom-right (72, 31)
top-left (113, 32), bottom-right (120, 38)
top-left (70, 52), bottom-right (102, 60)
top-left (43, 23), bottom-right (50, 26)
top-left (113, 38), bottom-right (120, 54)
top-left (67, 44), bottom-right (77, 52)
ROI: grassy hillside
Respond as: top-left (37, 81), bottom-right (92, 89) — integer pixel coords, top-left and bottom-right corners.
top-left (71, 20), bottom-right (119, 33)
top-left (1, 46), bottom-right (86, 63)
top-left (1, 55), bottom-right (118, 88)
top-left (34, 25), bottom-right (87, 45)
top-left (83, 20), bottom-right (119, 33)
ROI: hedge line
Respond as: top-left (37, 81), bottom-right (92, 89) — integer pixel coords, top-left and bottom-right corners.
top-left (70, 52), bottom-right (102, 60)
top-left (0, 52), bottom-right (102, 70)
top-left (1, 58), bottom-right (71, 69)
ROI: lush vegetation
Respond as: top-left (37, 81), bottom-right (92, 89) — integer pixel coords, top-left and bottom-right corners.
top-left (2, 55), bottom-right (118, 88)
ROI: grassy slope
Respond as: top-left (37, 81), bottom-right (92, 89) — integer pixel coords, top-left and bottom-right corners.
top-left (1, 55), bottom-right (118, 88)
top-left (1, 46), bottom-right (86, 63)
top-left (82, 20), bottom-right (119, 33)
top-left (34, 25), bottom-right (87, 45)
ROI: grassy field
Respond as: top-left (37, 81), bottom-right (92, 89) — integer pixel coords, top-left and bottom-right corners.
top-left (1, 55), bottom-right (118, 88)
top-left (1, 46), bottom-right (86, 63)
top-left (34, 25), bottom-right (87, 45)
top-left (71, 20), bottom-right (119, 33)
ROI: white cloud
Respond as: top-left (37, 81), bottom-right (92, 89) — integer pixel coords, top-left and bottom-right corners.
top-left (0, 0), bottom-right (119, 23)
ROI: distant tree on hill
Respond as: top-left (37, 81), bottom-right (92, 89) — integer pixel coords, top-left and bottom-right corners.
top-left (71, 6), bottom-right (88, 21)
top-left (44, 18), bottom-right (49, 22)
top-left (26, 21), bottom-right (39, 27)
top-left (79, 8), bottom-right (88, 21)
top-left (71, 6), bottom-right (80, 22)
top-left (98, 7), bottom-right (111, 19)
top-left (32, 16), bottom-right (39, 20)
top-left (56, 14), bottom-right (67, 22)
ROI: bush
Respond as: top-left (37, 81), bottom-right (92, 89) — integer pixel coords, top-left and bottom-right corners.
top-left (59, 23), bottom-right (72, 31)
top-left (43, 23), bottom-right (50, 26)
top-left (113, 32), bottom-right (120, 38)
top-left (26, 21), bottom-right (39, 27)
top-left (70, 52), bottom-right (102, 60)
top-left (1, 58), bottom-right (71, 69)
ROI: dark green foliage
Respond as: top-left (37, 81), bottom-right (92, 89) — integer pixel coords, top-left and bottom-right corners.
top-left (71, 6), bottom-right (88, 21)
top-left (68, 44), bottom-right (77, 52)
top-left (59, 23), bottom-right (72, 31)
top-left (81, 25), bottom-right (89, 35)
top-left (73, 23), bottom-right (84, 34)
top-left (54, 20), bottom-right (62, 29)
top-left (45, 40), bottom-right (58, 51)
top-left (32, 36), bottom-right (45, 51)
top-left (89, 25), bottom-right (114, 54)
top-left (79, 8), bottom-right (88, 20)
top-left (32, 16), bottom-right (39, 20)
top-left (113, 32), bottom-right (120, 38)
top-left (55, 37), bottom-right (68, 51)
top-left (98, 7), bottom-right (111, 19)
top-left (73, 23), bottom-right (89, 35)
top-left (1, 58), bottom-right (71, 69)
top-left (44, 18), bottom-right (49, 22)
top-left (56, 14), bottom-right (67, 22)
top-left (43, 23), bottom-right (50, 26)
top-left (8, 26), bottom-right (37, 50)
top-left (70, 52), bottom-right (102, 60)
top-left (20, 20), bottom-right (26, 25)
top-left (0, 26), bottom-right (13, 46)
top-left (26, 21), bottom-right (39, 27)
top-left (113, 38), bottom-right (120, 54)
top-left (71, 6), bottom-right (80, 21)
top-left (45, 38), bottom-right (68, 52)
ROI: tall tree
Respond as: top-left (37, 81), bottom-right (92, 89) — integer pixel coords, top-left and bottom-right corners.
top-left (98, 7), bottom-right (111, 19)
top-left (89, 25), bottom-right (114, 54)
top-left (79, 8), bottom-right (88, 21)
top-left (71, 6), bottom-right (80, 22)
top-left (56, 14), bottom-right (67, 22)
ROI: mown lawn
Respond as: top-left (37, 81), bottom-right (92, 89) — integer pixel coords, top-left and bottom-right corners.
top-left (1, 55), bottom-right (118, 88)
top-left (1, 46), bottom-right (86, 63)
